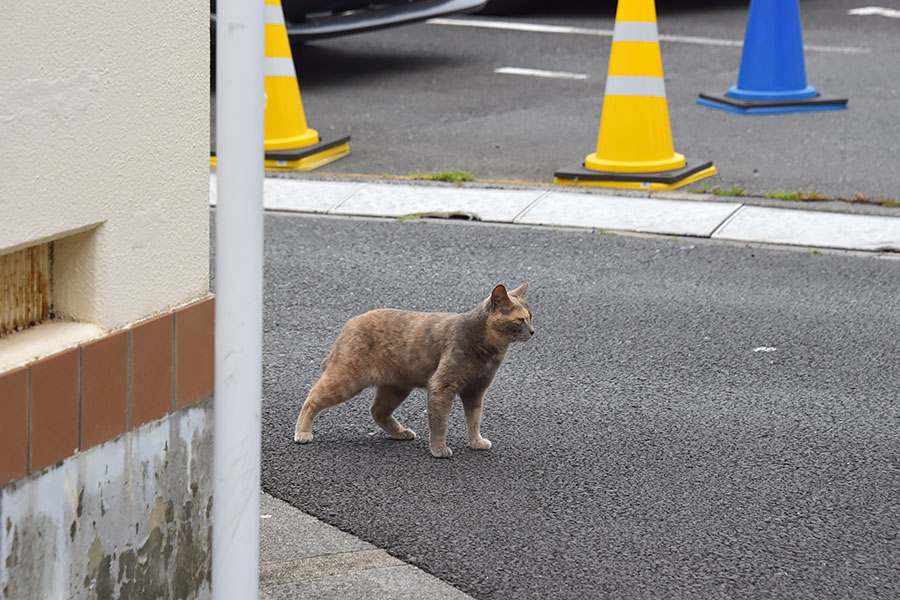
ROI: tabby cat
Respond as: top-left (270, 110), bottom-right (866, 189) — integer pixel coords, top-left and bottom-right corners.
top-left (294, 283), bottom-right (534, 458)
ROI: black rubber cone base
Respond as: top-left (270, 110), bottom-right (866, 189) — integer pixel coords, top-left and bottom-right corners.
top-left (554, 158), bottom-right (715, 190)
top-left (263, 134), bottom-right (350, 162)
top-left (211, 134), bottom-right (351, 172)
top-left (697, 93), bottom-right (848, 115)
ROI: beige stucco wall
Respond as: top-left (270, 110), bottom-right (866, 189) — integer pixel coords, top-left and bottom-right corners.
top-left (0, 2), bottom-right (210, 333)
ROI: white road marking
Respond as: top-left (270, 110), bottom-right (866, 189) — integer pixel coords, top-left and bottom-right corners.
top-left (494, 66), bottom-right (589, 80)
top-left (848, 6), bottom-right (900, 18)
top-left (753, 347), bottom-right (777, 353)
top-left (430, 17), bottom-right (614, 36)
top-left (427, 17), bottom-right (871, 54)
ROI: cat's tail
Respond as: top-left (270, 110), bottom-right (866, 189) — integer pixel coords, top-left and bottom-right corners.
top-left (320, 350), bottom-right (334, 372)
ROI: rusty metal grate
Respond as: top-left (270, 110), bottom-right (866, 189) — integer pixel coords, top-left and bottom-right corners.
top-left (0, 243), bottom-right (51, 336)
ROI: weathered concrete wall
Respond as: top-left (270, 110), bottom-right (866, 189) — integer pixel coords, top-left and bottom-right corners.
top-left (0, 401), bottom-right (213, 600)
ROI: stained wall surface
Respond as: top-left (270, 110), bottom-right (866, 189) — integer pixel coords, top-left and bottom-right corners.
top-left (0, 402), bottom-right (213, 600)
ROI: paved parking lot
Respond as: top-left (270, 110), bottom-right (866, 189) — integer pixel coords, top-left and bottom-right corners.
top-left (212, 0), bottom-right (900, 201)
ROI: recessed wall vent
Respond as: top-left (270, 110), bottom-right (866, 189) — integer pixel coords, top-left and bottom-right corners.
top-left (1, 243), bottom-right (51, 336)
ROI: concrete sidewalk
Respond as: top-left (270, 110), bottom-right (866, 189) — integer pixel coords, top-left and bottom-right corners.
top-left (259, 492), bottom-right (474, 599)
top-left (209, 174), bottom-right (900, 253)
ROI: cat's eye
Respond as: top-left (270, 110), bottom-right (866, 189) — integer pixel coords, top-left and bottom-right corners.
top-left (517, 318), bottom-right (525, 324)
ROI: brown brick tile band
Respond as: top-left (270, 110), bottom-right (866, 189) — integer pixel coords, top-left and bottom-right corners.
top-left (30, 350), bottom-right (79, 473)
top-left (176, 299), bottom-right (215, 411)
top-left (81, 331), bottom-right (128, 449)
top-left (0, 368), bottom-right (28, 482)
top-left (0, 296), bottom-right (214, 485)
top-left (131, 313), bottom-right (174, 428)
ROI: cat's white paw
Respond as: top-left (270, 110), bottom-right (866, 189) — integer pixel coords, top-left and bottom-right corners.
top-left (469, 437), bottom-right (492, 450)
top-left (430, 445), bottom-right (453, 458)
top-left (390, 428), bottom-right (417, 440)
top-left (294, 431), bottom-right (313, 444)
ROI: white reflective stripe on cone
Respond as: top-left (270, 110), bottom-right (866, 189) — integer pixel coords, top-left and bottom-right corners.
top-left (604, 75), bottom-right (667, 98)
top-left (612, 21), bottom-right (659, 43)
top-left (265, 4), bottom-right (286, 25)
top-left (264, 57), bottom-right (296, 77)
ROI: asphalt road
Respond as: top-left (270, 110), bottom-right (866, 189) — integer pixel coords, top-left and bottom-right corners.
top-left (214, 212), bottom-right (900, 599)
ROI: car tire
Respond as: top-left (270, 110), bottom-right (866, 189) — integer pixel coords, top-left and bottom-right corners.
top-left (210, 29), bottom-right (216, 88)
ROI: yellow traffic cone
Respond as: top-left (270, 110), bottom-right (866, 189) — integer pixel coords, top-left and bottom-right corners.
top-left (555, 0), bottom-right (715, 190)
top-left (211, 0), bottom-right (350, 171)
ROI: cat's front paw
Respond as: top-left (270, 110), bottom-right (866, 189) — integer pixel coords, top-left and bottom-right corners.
top-left (430, 444), bottom-right (453, 459)
top-left (469, 437), bottom-right (492, 450)
top-left (390, 428), bottom-right (417, 440)
top-left (294, 431), bottom-right (313, 444)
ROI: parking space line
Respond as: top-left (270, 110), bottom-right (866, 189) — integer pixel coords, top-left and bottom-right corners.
top-left (430, 18), bottom-right (614, 36)
top-left (427, 17), bottom-right (870, 54)
top-left (494, 67), bottom-right (589, 80)
top-left (848, 6), bottom-right (900, 18)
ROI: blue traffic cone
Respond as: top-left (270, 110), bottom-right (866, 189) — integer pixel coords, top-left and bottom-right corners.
top-left (698, 0), bottom-right (847, 115)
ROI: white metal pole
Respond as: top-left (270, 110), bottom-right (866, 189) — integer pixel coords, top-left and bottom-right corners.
top-left (212, 0), bottom-right (264, 596)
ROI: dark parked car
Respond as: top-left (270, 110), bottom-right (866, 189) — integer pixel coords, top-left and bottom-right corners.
top-left (211, 0), bottom-right (486, 42)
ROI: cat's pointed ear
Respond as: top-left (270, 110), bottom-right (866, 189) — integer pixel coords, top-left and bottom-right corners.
top-left (490, 284), bottom-right (511, 308)
top-left (509, 283), bottom-right (528, 299)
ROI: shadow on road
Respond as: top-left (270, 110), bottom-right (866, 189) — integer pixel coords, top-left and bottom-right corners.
top-left (289, 42), bottom-right (472, 87)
